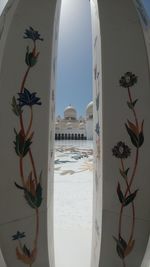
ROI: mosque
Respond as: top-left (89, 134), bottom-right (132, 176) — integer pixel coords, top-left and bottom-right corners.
top-left (55, 101), bottom-right (93, 140)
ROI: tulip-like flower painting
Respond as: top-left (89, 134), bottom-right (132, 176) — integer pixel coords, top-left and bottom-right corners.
top-left (112, 72), bottom-right (144, 267)
top-left (11, 27), bottom-right (43, 266)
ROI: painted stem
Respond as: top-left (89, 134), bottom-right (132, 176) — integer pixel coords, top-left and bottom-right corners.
top-left (20, 115), bottom-right (25, 136)
top-left (26, 107), bottom-right (33, 137)
top-left (127, 87), bottom-right (139, 188)
top-left (128, 148), bottom-right (139, 191)
top-left (20, 66), bottom-right (31, 93)
top-left (34, 208), bottom-right (39, 247)
top-left (118, 86), bottom-right (139, 244)
top-left (118, 159), bottom-right (135, 243)
top-left (127, 87), bottom-right (139, 130)
top-left (29, 149), bottom-right (38, 185)
top-left (19, 157), bottom-right (25, 187)
top-left (20, 41), bottom-right (36, 94)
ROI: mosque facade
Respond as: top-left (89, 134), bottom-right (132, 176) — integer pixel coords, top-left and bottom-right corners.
top-left (55, 101), bottom-right (93, 140)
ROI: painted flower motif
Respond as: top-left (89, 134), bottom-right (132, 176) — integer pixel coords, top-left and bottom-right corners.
top-left (119, 72), bottom-right (137, 88)
top-left (24, 27), bottom-right (43, 42)
top-left (18, 88), bottom-right (41, 107)
top-left (95, 122), bottom-right (100, 136)
top-left (112, 141), bottom-right (131, 159)
top-left (12, 231), bottom-right (26, 241)
top-left (80, 161), bottom-right (93, 172)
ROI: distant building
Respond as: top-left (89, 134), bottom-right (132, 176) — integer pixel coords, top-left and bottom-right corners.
top-left (86, 101), bottom-right (93, 140)
top-left (55, 102), bottom-right (93, 140)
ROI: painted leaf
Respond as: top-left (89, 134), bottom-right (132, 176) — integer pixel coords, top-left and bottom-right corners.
top-left (26, 172), bottom-right (36, 196)
top-left (25, 46), bottom-right (39, 67)
top-left (132, 99), bottom-right (138, 107)
top-left (127, 120), bottom-right (139, 136)
top-left (124, 190), bottom-right (138, 206)
top-left (24, 190), bottom-right (37, 209)
top-left (117, 183), bottom-right (125, 204)
top-left (139, 131), bottom-right (144, 147)
top-left (119, 168), bottom-right (129, 179)
top-left (119, 236), bottom-right (127, 250)
top-left (11, 96), bottom-right (22, 116)
top-left (124, 239), bottom-right (135, 256)
top-left (14, 130), bottom-right (32, 157)
top-left (127, 99), bottom-right (138, 109)
top-left (138, 120), bottom-right (144, 147)
top-left (127, 101), bottom-right (133, 109)
top-left (24, 182), bottom-right (42, 209)
top-left (95, 122), bottom-right (100, 136)
top-left (16, 246), bottom-right (36, 265)
top-left (23, 245), bottom-right (31, 257)
top-left (14, 182), bottom-right (24, 190)
top-left (113, 236), bottom-right (127, 259)
top-left (125, 124), bottom-right (139, 148)
top-left (35, 182), bottom-right (42, 208)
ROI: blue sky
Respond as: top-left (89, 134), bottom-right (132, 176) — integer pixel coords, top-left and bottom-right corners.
top-left (56, 0), bottom-right (92, 117)
top-left (143, 0), bottom-right (150, 12)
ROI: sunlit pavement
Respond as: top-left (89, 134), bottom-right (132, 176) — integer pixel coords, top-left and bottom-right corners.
top-left (54, 140), bottom-right (93, 267)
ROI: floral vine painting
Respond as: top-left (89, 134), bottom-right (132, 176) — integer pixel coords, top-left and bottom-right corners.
top-left (11, 27), bottom-right (43, 267)
top-left (112, 72), bottom-right (144, 267)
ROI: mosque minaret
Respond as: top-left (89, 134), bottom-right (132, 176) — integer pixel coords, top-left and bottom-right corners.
top-left (55, 102), bottom-right (93, 140)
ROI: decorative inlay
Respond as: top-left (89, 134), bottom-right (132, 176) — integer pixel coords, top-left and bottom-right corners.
top-left (12, 27), bottom-right (43, 267)
top-left (112, 72), bottom-right (144, 267)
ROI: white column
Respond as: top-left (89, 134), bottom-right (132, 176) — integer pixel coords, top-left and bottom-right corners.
top-left (91, 0), bottom-right (150, 266)
top-left (0, 0), bottom-right (61, 266)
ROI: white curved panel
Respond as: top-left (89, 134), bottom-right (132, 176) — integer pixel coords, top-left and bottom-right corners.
top-left (0, 0), bottom-right (61, 266)
top-left (91, 0), bottom-right (150, 266)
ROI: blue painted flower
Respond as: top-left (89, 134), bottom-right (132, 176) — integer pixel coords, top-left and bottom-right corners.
top-left (95, 122), bottom-right (100, 136)
top-left (18, 88), bottom-right (42, 107)
top-left (24, 27), bottom-right (43, 42)
top-left (12, 231), bottom-right (26, 241)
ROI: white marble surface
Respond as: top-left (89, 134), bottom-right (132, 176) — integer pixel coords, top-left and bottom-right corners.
top-left (54, 140), bottom-right (93, 267)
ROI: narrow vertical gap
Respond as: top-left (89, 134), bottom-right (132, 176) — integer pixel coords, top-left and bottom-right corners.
top-left (54, 1), bottom-right (93, 267)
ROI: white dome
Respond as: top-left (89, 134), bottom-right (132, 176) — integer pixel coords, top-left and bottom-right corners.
top-left (64, 105), bottom-right (77, 119)
top-left (86, 101), bottom-right (93, 116)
